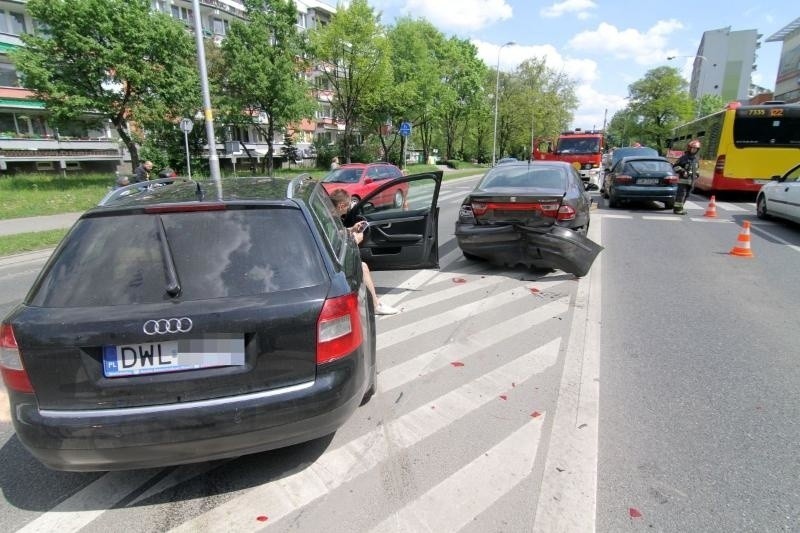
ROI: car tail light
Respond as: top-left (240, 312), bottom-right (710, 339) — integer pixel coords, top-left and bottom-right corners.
top-left (471, 201), bottom-right (488, 215)
top-left (557, 205), bottom-right (576, 221)
top-left (614, 174), bottom-right (633, 184)
top-left (0, 323), bottom-right (34, 393)
top-left (317, 293), bottom-right (363, 365)
top-left (664, 175), bottom-right (678, 184)
top-left (459, 204), bottom-right (476, 223)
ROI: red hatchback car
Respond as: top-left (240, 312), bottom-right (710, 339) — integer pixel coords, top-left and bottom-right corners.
top-left (321, 163), bottom-right (409, 208)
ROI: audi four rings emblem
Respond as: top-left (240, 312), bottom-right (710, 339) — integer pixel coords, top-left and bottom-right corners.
top-left (143, 317), bottom-right (193, 335)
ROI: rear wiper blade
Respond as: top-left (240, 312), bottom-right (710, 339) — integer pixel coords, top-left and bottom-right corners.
top-left (155, 216), bottom-right (181, 297)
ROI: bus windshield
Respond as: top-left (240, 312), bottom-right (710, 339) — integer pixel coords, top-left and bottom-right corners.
top-left (733, 108), bottom-right (800, 148)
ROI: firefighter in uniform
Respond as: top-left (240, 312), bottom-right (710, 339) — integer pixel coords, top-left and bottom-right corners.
top-left (672, 139), bottom-right (700, 215)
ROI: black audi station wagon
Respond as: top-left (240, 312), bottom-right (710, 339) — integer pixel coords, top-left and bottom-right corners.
top-left (0, 172), bottom-right (441, 471)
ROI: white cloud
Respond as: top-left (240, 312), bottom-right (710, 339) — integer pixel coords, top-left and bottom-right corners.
top-left (472, 39), bottom-right (599, 83)
top-left (402, 0), bottom-right (512, 31)
top-left (540, 0), bottom-right (597, 19)
top-left (571, 84), bottom-right (628, 130)
top-left (568, 20), bottom-right (684, 65)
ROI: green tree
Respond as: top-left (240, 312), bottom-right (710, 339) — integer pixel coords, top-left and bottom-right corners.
top-left (309, 0), bottom-right (391, 163)
top-left (219, 0), bottom-right (313, 175)
top-left (626, 66), bottom-right (694, 152)
top-left (438, 37), bottom-right (486, 160)
top-left (606, 108), bottom-right (641, 148)
top-left (13, 0), bottom-right (199, 171)
top-left (495, 58), bottom-right (577, 160)
top-left (696, 93), bottom-right (725, 118)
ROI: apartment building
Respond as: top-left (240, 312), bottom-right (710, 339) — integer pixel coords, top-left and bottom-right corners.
top-left (693, 26), bottom-right (760, 102)
top-left (0, 0), bottom-right (339, 174)
top-left (766, 16), bottom-right (800, 104)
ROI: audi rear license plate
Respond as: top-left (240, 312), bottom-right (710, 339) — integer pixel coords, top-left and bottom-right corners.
top-left (102, 335), bottom-right (245, 378)
top-left (637, 178), bottom-right (660, 185)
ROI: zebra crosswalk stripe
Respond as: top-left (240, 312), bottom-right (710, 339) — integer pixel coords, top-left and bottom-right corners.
top-left (168, 340), bottom-right (561, 532)
top-left (370, 416), bottom-right (545, 533)
top-left (378, 283), bottom-right (565, 350)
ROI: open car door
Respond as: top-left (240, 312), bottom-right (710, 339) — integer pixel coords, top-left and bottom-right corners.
top-left (345, 171), bottom-right (442, 271)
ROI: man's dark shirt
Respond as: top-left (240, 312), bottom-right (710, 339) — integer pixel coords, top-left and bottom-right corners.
top-left (132, 165), bottom-right (151, 183)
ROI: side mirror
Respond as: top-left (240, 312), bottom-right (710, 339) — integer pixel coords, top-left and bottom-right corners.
top-left (363, 177), bottom-right (374, 184)
top-left (770, 175), bottom-right (782, 181)
top-left (584, 183), bottom-right (599, 191)
top-left (362, 202), bottom-right (376, 214)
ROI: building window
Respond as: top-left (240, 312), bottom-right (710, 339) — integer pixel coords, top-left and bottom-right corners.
top-left (0, 63), bottom-right (19, 87)
top-left (211, 18), bottom-right (229, 36)
top-left (0, 112), bottom-right (49, 137)
top-left (0, 9), bottom-right (28, 36)
top-left (151, 0), bottom-right (168, 13)
top-left (171, 6), bottom-right (194, 26)
top-left (297, 13), bottom-right (307, 29)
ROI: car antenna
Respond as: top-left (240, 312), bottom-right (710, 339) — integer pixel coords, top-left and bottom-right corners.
top-left (195, 181), bottom-right (204, 201)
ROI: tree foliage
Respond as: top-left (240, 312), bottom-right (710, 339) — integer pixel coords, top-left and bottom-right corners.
top-left (696, 94), bottom-right (726, 118)
top-left (219, 0), bottom-right (313, 175)
top-left (13, 0), bottom-right (199, 170)
top-left (626, 66), bottom-right (694, 152)
top-left (308, 0), bottom-right (391, 163)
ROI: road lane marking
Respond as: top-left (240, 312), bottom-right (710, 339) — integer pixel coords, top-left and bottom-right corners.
top-left (749, 224), bottom-right (800, 255)
top-left (642, 215), bottom-right (681, 221)
top-left (17, 470), bottom-right (162, 533)
top-left (532, 215), bottom-right (602, 533)
top-left (690, 217), bottom-right (733, 223)
top-left (371, 416), bottom-right (545, 533)
top-left (378, 284), bottom-right (561, 350)
top-left (683, 200), bottom-right (702, 210)
top-left (595, 214), bottom-right (632, 219)
top-left (396, 273), bottom-right (520, 313)
top-left (0, 386), bottom-right (9, 422)
top-left (716, 201), bottom-right (748, 212)
top-left (169, 341), bottom-right (561, 532)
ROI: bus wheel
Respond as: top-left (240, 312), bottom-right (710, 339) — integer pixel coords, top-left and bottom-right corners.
top-left (756, 195), bottom-right (769, 220)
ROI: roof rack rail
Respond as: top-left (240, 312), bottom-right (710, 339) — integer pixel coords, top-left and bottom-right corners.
top-left (97, 177), bottom-right (196, 206)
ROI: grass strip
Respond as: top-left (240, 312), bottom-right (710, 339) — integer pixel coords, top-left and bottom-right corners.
top-left (0, 229), bottom-right (68, 257)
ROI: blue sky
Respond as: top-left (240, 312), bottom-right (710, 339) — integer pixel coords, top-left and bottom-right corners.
top-left (366, 0), bottom-right (794, 129)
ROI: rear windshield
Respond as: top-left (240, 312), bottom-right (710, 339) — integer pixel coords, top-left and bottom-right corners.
top-left (622, 160), bottom-right (674, 175)
top-left (480, 167), bottom-right (566, 190)
top-left (28, 208), bottom-right (328, 308)
top-left (322, 168), bottom-right (362, 183)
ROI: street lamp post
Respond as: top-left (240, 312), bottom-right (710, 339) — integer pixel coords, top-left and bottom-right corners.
top-left (492, 41), bottom-right (516, 167)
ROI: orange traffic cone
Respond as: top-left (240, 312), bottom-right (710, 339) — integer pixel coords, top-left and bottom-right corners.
top-left (729, 221), bottom-right (754, 258)
top-left (704, 195), bottom-right (718, 218)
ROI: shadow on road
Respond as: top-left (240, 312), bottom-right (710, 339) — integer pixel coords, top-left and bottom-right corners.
top-left (0, 431), bottom-right (334, 512)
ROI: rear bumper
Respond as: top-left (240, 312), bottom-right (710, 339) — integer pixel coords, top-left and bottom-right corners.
top-left (455, 222), bottom-right (602, 277)
top-left (10, 356), bottom-right (365, 471)
top-left (610, 185), bottom-right (677, 201)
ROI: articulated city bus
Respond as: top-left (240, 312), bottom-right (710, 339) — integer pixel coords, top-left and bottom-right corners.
top-left (666, 101), bottom-right (800, 193)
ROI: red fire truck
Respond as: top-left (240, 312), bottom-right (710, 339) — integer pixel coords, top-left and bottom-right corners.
top-left (532, 129), bottom-right (605, 188)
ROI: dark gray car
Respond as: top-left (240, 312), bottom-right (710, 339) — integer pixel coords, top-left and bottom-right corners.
top-left (454, 161), bottom-right (602, 277)
top-left (0, 173), bottom-right (442, 471)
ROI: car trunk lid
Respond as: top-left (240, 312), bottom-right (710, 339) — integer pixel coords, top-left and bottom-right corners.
top-left (12, 286), bottom-right (327, 410)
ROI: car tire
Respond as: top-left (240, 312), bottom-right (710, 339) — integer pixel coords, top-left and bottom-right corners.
top-left (393, 190), bottom-right (404, 208)
top-left (664, 199), bottom-right (675, 210)
top-left (463, 251), bottom-right (483, 261)
top-left (756, 195), bottom-right (769, 220)
top-left (608, 194), bottom-right (619, 208)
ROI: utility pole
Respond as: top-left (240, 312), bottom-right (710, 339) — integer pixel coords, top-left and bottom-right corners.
top-left (191, 0), bottom-right (221, 185)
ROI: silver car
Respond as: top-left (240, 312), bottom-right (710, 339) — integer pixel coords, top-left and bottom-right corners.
top-left (756, 163), bottom-right (800, 224)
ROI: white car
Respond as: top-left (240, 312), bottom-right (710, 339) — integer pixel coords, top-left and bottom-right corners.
top-left (756, 163), bottom-right (800, 224)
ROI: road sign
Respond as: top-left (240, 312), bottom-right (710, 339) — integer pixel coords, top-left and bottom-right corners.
top-left (179, 118), bottom-right (194, 133)
top-left (399, 122), bottom-right (412, 137)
